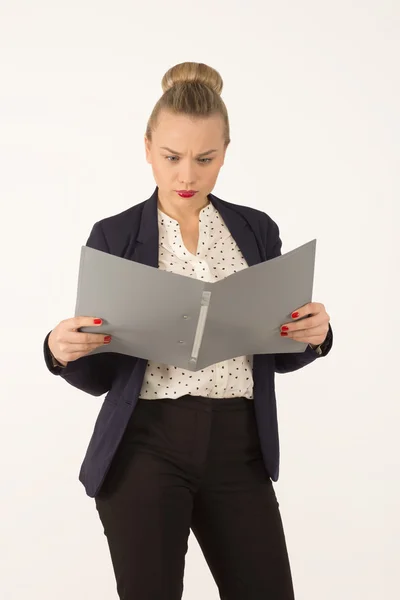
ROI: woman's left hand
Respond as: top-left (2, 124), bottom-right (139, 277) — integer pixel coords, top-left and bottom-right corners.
top-left (280, 302), bottom-right (330, 346)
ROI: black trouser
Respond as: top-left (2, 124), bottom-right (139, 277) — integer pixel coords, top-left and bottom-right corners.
top-left (95, 395), bottom-right (295, 599)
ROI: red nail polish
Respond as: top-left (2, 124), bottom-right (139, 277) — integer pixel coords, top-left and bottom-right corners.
top-left (291, 312), bottom-right (299, 319)
top-left (94, 318), bottom-right (102, 325)
top-left (281, 332), bottom-right (288, 336)
top-left (104, 335), bottom-right (111, 343)
top-left (281, 326), bottom-right (289, 331)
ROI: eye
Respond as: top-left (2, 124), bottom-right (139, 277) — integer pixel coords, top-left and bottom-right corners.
top-left (164, 156), bottom-right (213, 164)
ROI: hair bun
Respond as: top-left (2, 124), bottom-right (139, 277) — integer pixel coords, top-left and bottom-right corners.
top-left (161, 62), bottom-right (223, 95)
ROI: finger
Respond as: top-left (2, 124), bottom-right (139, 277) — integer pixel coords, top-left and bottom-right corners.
top-left (65, 316), bottom-right (104, 332)
top-left (58, 340), bottom-right (109, 361)
top-left (63, 343), bottom-right (106, 356)
top-left (282, 314), bottom-right (323, 332)
top-left (285, 325), bottom-right (327, 340)
top-left (290, 302), bottom-right (324, 320)
top-left (64, 331), bottom-right (111, 345)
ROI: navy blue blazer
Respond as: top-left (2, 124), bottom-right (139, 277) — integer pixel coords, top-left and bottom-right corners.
top-left (44, 187), bottom-right (333, 497)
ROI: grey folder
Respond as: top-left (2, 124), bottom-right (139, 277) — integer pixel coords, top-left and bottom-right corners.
top-left (75, 240), bottom-right (316, 371)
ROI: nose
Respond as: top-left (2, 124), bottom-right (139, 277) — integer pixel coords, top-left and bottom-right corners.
top-left (178, 161), bottom-right (196, 186)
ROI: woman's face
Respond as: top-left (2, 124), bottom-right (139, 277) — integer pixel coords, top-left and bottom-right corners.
top-left (145, 110), bottom-right (227, 207)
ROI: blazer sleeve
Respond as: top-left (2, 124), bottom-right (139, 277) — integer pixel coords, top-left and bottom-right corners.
top-left (43, 221), bottom-right (120, 396)
top-left (264, 214), bottom-right (333, 374)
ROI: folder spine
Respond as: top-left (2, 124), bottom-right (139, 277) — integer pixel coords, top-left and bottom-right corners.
top-left (189, 291), bottom-right (211, 368)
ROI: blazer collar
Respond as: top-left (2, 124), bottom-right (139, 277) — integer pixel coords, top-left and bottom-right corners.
top-left (132, 186), bottom-right (262, 268)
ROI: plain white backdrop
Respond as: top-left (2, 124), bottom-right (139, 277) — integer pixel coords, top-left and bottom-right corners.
top-left (0, 1), bottom-right (398, 599)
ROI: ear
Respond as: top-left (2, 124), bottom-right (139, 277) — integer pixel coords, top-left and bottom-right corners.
top-left (144, 136), bottom-right (152, 164)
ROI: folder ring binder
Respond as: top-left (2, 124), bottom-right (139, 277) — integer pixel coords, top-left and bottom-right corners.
top-left (189, 291), bottom-right (212, 367)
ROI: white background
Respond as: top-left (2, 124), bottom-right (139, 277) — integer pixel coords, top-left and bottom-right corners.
top-left (0, 1), bottom-right (399, 598)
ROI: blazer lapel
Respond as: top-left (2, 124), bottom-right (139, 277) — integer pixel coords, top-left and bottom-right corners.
top-left (128, 186), bottom-right (263, 269)
top-left (129, 188), bottom-right (160, 268)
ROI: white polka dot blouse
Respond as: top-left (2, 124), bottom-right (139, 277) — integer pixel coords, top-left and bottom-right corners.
top-left (138, 201), bottom-right (254, 400)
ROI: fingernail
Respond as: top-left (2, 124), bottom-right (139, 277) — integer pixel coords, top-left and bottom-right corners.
top-left (281, 326), bottom-right (289, 331)
top-left (281, 332), bottom-right (288, 336)
top-left (291, 312), bottom-right (299, 319)
top-left (104, 335), bottom-right (111, 343)
top-left (94, 318), bottom-right (102, 325)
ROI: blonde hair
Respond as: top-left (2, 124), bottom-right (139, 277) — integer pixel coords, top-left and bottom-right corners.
top-left (145, 62), bottom-right (231, 147)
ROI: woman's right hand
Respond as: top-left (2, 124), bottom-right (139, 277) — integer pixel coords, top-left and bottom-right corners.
top-left (48, 317), bottom-right (111, 367)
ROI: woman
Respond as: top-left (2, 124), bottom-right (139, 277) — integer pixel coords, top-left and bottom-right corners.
top-left (44, 62), bottom-right (332, 600)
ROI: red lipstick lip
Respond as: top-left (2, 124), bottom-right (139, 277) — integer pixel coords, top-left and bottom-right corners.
top-left (175, 190), bottom-right (198, 197)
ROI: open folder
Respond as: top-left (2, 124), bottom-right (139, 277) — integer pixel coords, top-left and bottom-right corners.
top-left (75, 240), bottom-right (316, 371)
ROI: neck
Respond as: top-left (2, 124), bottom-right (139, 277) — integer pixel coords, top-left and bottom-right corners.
top-left (157, 190), bottom-right (210, 222)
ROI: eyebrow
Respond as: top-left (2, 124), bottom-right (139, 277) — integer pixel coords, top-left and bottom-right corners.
top-left (160, 146), bottom-right (218, 157)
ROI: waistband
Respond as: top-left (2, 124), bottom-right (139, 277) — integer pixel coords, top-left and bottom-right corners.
top-left (137, 395), bottom-right (253, 412)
